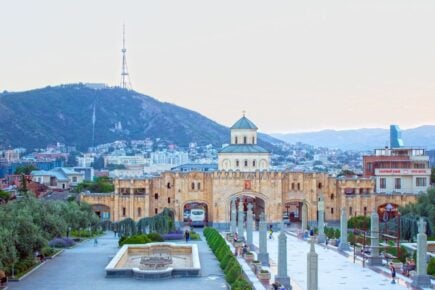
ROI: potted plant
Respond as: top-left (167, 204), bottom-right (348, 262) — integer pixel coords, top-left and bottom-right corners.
top-left (245, 251), bottom-right (254, 263)
top-left (226, 233), bottom-right (234, 242)
top-left (258, 269), bottom-right (271, 282)
top-left (391, 259), bottom-right (403, 272)
top-left (252, 260), bottom-right (261, 273)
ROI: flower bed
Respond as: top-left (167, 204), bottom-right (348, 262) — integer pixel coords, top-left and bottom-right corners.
top-left (48, 237), bottom-right (75, 248)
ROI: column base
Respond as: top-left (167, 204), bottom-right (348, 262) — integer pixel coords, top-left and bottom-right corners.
top-left (258, 252), bottom-right (269, 267)
top-left (338, 242), bottom-right (351, 252)
top-left (317, 233), bottom-right (326, 244)
top-left (411, 274), bottom-right (431, 288)
top-left (275, 275), bottom-right (292, 290)
top-left (367, 256), bottom-right (383, 266)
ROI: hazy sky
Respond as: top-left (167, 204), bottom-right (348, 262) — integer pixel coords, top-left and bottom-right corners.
top-left (1, 0), bottom-right (435, 133)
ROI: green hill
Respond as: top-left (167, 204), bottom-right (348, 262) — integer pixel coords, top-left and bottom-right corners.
top-left (0, 84), bottom-right (280, 151)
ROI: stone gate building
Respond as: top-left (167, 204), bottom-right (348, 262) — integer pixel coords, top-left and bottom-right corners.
top-left (81, 116), bottom-right (417, 229)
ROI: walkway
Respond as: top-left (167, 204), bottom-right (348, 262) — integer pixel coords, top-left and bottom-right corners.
top-left (9, 232), bottom-right (227, 290)
top-left (252, 231), bottom-right (408, 290)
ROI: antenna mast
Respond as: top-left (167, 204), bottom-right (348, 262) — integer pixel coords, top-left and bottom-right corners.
top-left (120, 24), bottom-right (132, 89)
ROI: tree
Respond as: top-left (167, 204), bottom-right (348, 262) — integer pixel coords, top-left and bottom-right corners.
top-left (431, 167), bottom-right (435, 185)
top-left (14, 164), bottom-right (37, 175)
top-left (0, 190), bottom-right (10, 203)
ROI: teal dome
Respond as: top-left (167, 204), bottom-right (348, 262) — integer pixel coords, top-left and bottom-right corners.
top-left (231, 116), bottom-right (258, 130)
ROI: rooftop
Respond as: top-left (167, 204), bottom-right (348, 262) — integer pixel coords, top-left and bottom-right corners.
top-left (230, 116), bottom-right (258, 130)
top-left (219, 144), bottom-right (268, 154)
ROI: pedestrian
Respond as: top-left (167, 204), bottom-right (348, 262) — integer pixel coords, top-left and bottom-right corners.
top-left (269, 228), bottom-right (273, 239)
top-left (185, 230), bottom-right (190, 243)
top-left (233, 232), bottom-right (238, 243)
top-left (242, 244), bottom-right (248, 257)
top-left (390, 262), bottom-right (396, 284)
top-left (325, 237), bottom-right (329, 250)
top-left (309, 228), bottom-right (314, 237)
top-left (94, 238), bottom-right (98, 246)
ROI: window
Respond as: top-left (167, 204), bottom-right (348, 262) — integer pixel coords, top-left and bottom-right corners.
top-left (416, 177), bottom-right (427, 187)
top-left (331, 208), bottom-right (334, 215)
top-left (72, 176), bottom-right (77, 183)
top-left (155, 208), bottom-right (158, 214)
top-left (330, 194), bottom-right (334, 200)
top-left (318, 182), bottom-right (322, 189)
top-left (154, 193), bottom-right (159, 200)
top-left (137, 207), bottom-right (142, 217)
top-left (380, 178), bottom-right (386, 189)
top-left (197, 182), bottom-right (201, 190)
top-left (252, 160), bottom-right (256, 167)
top-left (363, 207), bottom-right (367, 216)
top-left (414, 163), bottom-right (426, 169)
top-left (167, 197), bottom-right (171, 204)
top-left (297, 183), bottom-right (301, 191)
top-left (236, 160), bottom-right (239, 167)
top-left (235, 137), bottom-right (238, 144)
top-left (291, 183), bottom-right (295, 190)
top-left (394, 178), bottom-right (401, 189)
top-left (349, 207), bottom-right (353, 216)
top-left (167, 182), bottom-right (171, 189)
top-left (252, 137), bottom-right (255, 143)
top-left (243, 136), bottom-right (247, 144)
top-left (244, 160), bottom-right (248, 167)
top-left (191, 182), bottom-right (195, 190)
top-left (122, 207), bottom-right (126, 216)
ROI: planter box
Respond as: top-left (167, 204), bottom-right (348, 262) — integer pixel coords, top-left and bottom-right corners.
top-left (258, 271), bottom-right (271, 281)
top-left (392, 262), bottom-right (403, 271)
top-left (234, 241), bottom-right (243, 248)
top-left (226, 233), bottom-right (234, 242)
top-left (252, 262), bottom-right (261, 274)
top-left (245, 254), bottom-right (254, 263)
top-left (329, 239), bottom-right (337, 246)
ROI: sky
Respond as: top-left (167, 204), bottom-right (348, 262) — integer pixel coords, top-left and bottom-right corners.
top-left (1, 0), bottom-right (435, 133)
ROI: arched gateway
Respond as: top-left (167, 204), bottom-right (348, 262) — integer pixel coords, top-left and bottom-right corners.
top-left (226, 191), bottom-right (268, 229)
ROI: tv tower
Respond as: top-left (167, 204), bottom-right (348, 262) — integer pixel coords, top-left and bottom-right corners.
top-left (120, 24), bottom-right (132, 89)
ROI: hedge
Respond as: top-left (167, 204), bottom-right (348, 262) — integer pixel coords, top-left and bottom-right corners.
top-left (204, 227), bottom-right (252, 290)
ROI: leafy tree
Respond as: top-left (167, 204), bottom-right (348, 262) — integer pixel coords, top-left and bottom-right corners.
top-left (0, 190), bottom-right (10, 203)
top-left (400, 188), bottom-right (435, 234)
top-left (431, 167), bottom-right (435, 185)
top-left (75, 177), bottom-right (114, 193)
top-left (14, 164), bottom-right (37, 175)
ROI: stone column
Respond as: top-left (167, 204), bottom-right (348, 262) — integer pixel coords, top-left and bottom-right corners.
top-left (246, 203), bottom-right (253, 250)
top-left (275, 222), bottom-right (291, 290)
top-left (307, 236), bottom-right (318, 290)
top-left (301, 201), bottom-right (308, 232)
top-left (412, 218), bottom-right (431, 288)
top-left (258, 212), bottom-right (269, 266)
top-left (317, 194), bottom-right (326, 243)
top-left (230, 199), bottom-right (237, 234)
top-left (237, 201), bottom-right (244, 240)
top-left (368, 209), bottom-right (382, 266)
top-left (338, 208), bottom-right (350, 251)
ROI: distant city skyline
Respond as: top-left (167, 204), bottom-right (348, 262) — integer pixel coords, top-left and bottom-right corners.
top-left (2, 0), bottom-right (435, 133)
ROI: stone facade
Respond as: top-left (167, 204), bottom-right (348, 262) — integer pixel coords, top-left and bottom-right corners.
top-left (80, 171), bottom-right (417, 227)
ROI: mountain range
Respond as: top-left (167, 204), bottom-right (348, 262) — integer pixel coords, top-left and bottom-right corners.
top-left (0, 84), bottom-right (281, 151)
top-left (272, 126), bottom-right (435, 151)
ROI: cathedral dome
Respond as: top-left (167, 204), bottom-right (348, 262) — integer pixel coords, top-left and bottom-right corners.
top-left (230, 116), bottom-right (258, 130)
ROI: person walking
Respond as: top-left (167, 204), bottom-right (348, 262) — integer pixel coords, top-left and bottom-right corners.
top-left (390, 263), bottom-right (396, 284)
top-left (268, 228), bottom-right (273, 239)
top-left (184, 230), bottom-right (190, 243)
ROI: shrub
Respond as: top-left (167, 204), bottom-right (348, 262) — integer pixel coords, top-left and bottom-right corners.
top-left (385, 246), bottom-right (410, 263)
top-left (41, 247), bottom-right (56, 257)
top-left (13, 258), bottom-right (36, 275)
top-left (190, 231), bottom-right (201, 240)
top-left (226, 262), bottom-right (242, 284)
top-left (147, 233), bottom-right (164, 242)
top-left (220, 253), bottom-right (233, 270)
top-left (348, 216), bottom-right (370, 229)
top-left (231, 279), bottom-right (253, 290)
top-left (119, 234), bottom-right (152, 247)
top-left (48, 237), bottom-right (75, 248)
top-left (428, 257), bottom-right (435, 275)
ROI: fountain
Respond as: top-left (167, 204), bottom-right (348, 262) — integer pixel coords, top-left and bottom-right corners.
top-left (106, 243), bottom-right (201, 279)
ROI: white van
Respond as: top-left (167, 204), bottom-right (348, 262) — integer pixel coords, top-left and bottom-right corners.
top-left (190, 208), bottom-right (206, 227)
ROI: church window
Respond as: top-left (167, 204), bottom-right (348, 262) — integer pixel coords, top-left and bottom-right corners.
top-left (155, 208), bottom-right (158, 214)
top-left (252, 137), bottom-right (255, 143)
top-left (167, 182), bottom-right (171, 189)
top-left (197, 182), bottom-right (201, 190)
top-left (244, 136), bottom-right (247, 144)
top-left (236, 160), bottom-right (239, 167)
top-left (349, 207), bottom-right (353, 216)
top-left (252, 160), bottom-right (256, 167)
top-left (168, 197), bottom-right (171, 204)
top-left (297, 183), bottom-right (301, 190)
top-left (122, 207), bottom-right (126, 216)
top-left (244, 160), bottom-right (248, 167)
top-left (235, 137), bottom-right (238, 144)
top-left (331, 208), bottom-right (334, 215)
top-left (291, 183), bottom-right (295, 190)
top-left (137, 207), bottom-right (142, 217)
top-left (363, 207), bottom-right (367, 216)
top-left (318, 182), bottom-right (322, 189)
top-left (191, 182), bottom-right (195, 190)
top-left (154, 193), bottom-right (158, 200)
top-left (330, 194), bottom-right (334, 200)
